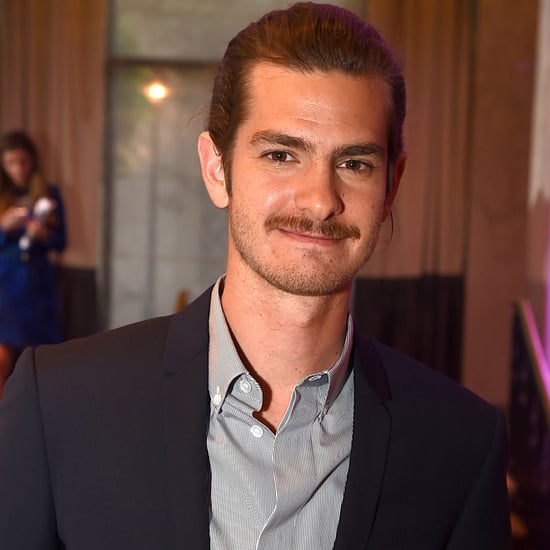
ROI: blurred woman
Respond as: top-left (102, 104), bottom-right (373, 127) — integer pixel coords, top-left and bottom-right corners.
top-left (0, 130), bottom-right (66, 397)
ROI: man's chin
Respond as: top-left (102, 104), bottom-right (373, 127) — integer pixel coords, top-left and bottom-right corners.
top-left (258, 269), bottom-right (354, 297)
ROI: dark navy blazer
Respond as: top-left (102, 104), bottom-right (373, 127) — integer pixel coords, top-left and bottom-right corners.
top-left (0, 287), bottom-right (511, 549)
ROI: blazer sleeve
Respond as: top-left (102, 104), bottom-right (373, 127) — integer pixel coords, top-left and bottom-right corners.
top-left (447, 407), bottom-right (512, 550)
top-left (0, 347), bottom-right (62, 549)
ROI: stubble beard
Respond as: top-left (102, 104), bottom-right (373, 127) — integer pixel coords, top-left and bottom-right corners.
top-left (229, 207), bottom-right (382, 297)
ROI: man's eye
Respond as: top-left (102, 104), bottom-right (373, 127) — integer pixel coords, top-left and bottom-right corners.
top-left (266, 151), bottom-right (293, 162)
top-left (339, 159), bottom-right (372, 172)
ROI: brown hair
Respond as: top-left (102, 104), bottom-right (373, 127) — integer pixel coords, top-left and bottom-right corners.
top-left (0, 130), bottom-right (49, 212)
top-left (206, 2), bottom-right (406, 193)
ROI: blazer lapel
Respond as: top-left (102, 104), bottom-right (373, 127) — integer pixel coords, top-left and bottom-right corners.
top-left (333, 332), bottom-right (392, 550)
top-left (162, 288), bottom-right (212, 550)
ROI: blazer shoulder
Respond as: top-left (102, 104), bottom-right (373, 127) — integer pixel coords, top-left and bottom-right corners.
top-left (377, 339), bottom-right (489, 395)
top-left (37, 314), bottom-right (174, 365)
top-left (34, 285), bottom-right (213, 377)
top-left (349, 336), bottom-right (511, 549)
top-left (362, 337), bottom-right (502, 432)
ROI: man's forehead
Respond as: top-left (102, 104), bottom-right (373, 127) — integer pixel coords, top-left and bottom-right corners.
top-left (244, 62), bottom-right (390, 113)
top-left (246, 61), bottom-right (383, 89)
top-left (239, 62), bottom-right (390, 143)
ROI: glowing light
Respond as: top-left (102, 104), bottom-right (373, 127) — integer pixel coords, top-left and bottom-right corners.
top-left (144, 81), bottom-right (169, 103)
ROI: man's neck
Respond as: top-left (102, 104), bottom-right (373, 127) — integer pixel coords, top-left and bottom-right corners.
top-left (220, 271), bottom-right (351, 430)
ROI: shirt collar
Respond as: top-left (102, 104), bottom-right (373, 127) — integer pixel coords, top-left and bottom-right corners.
top-left (208, 275), bottom-right (354, 414)
top-left (208, 276), bottom-right (247, 409)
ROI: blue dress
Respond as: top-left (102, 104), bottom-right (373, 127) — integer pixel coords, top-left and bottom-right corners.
top-left (0, 185), bottom-right (67, 349)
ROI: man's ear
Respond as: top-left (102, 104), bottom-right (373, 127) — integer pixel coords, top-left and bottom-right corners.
top-left (382, 151), bottom-right (407, 221)
top-left (197, 131), bottom-right (229, 208)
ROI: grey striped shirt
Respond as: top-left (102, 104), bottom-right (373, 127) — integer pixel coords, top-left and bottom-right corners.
top-left (207, 278), bottom-right (354, 550)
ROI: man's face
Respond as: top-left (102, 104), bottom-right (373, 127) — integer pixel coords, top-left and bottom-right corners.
top-left (202, 63), bottom-right (403, 297)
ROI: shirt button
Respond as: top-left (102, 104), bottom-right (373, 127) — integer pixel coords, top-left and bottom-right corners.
top-left (239, 379), bottom-right (252, 393)
top-left (308, 374), bottom-right (322, 382)
top-left (250, 425), bottom-right (263, 438)
top-left (212, 393), bottom-right (222, 406)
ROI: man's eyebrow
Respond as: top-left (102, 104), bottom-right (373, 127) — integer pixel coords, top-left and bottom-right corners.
top-left (334, 143), bottom-right (386, 159)
top-left (250, 132), bottom-right (386, 160)
top-left (249, 131), bottom-right (314, 153)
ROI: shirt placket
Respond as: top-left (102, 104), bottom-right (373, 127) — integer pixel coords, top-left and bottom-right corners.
top-left (256, 377), bottom-right (328, 550)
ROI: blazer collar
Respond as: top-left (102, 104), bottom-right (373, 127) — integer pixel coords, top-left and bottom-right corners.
top-left (162, 286), bottom-right (212, 376)
top-left (162, 287), bottom-right (212, 550)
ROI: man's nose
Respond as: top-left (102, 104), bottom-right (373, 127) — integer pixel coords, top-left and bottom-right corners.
top-left (293, 163), bottom-right (343, 220)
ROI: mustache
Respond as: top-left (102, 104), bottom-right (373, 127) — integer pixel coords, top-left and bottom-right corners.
top-left (265, 215), bottom-right (361, 240)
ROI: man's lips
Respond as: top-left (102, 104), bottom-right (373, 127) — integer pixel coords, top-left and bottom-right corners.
top-left (278, 228), bottom-right (343, 241)
top-left (265, 215), bottom-right (361, 240)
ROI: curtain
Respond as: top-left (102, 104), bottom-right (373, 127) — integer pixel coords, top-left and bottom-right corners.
top-left (362, 0), bottom-right (473, 278)
top-left (352, 0), bottom-right (473, 378)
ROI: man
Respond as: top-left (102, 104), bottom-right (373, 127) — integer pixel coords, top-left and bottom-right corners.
top-left (0, 3), bottom-right (511, 549)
